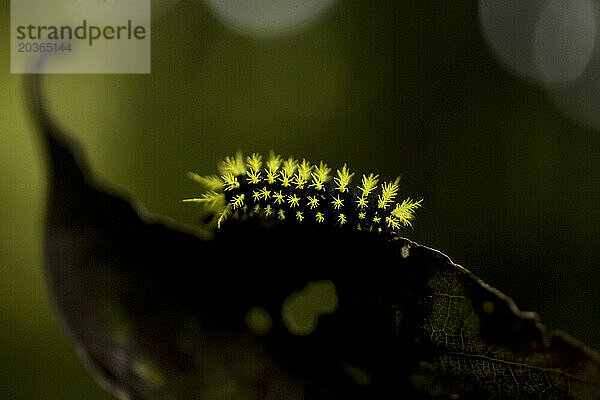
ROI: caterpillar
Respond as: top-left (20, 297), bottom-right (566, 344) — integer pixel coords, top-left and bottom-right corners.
top-left (184, 152), bottom-right (422, 236)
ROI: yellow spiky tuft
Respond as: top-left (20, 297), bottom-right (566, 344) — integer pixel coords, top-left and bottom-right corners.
top-left (221, 173), bottom-right (240, 191)
top-left (310, 161), bottom-right (331, 190)
top-left (391, 198), bottom-right (423, 226)
top-left (297, 159), bottom-right (312, 180)
top-left (246, 153), bottom-right (263, 171)
top-left (385, 215), bottom-right (401, 230)
top-left (331, 194), bottom-right (344, 210)
top-left (293, 173), bottom-right (308, 189)
top-left (266, 152), bottom-right (283, 184)
top-left (293, 159), bottom-right (312, 189)
top-left (279, 171), bottom-right (293, 187)
top-left (282, 157), bottom-right (298, 176)
top-left (334, 164), bottom-right (354, 193)
top-left (231, 194), bottom-right (245, 209)
top-left (378, 177), bottom-right (400, 209)
top-left (217, 203), bottom-right (233, 228)
top-left (315, 212), bottom-right (325, 223)
top-left (288, 194), bottom-right (300, 208)
top-left (273, 190), bottom-right (285, 205)
top-left (266, 151), bottom-right (283, 171)
top-left (246, 169), bottom-right (262, 184)
top-left (264, 204), bottom-right (273, 217)
top-left (219, 152), bottom-right (246, 176)
top-left (307, 196), bottom-right (319, 209)
top-left (182, 191), bottom-right (225, 210)
top-left (358, 173), bottom-right (379, 197)
top-left (187, 173), bottom-right (224, 190)
top-left (260, 187), bottom-right (271, 200)
top-left (355, 196), bottom-right (368, 209)
top-left (266, 170), bottom-right (278, 184)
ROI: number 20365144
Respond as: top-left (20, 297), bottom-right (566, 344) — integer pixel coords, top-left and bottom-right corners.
top-left (17, 42), bottom-right (72, 53)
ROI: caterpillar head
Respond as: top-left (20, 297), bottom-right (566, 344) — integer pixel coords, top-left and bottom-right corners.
top-left (184, 151), bottom-right (422, 237)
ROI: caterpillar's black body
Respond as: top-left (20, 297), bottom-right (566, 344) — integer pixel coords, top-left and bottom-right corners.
top-left (185, 152), bottom-right (422, 237)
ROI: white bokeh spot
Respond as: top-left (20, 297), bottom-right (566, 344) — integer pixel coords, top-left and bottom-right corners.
top-left (480, 0), bottom-right (600, 129)
top-left (203, 0), bottom-right (338, 37)
top-left (533, 0), bottom-right (596, 85)
top-left (479, 0), bottom-right (596, 86)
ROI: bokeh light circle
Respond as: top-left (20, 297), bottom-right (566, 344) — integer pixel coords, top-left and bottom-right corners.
top-left (203, 0), bottom-right (339, 37)
top-left (532, 0), bottom-right (596, 85)
top-left (479, 0), bottom-right (547, 82)
top-left (479, 0), bottom-right (596, 86)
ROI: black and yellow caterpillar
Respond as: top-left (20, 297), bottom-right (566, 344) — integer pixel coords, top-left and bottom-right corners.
top-left (184, 152), bottom-right (422, 235)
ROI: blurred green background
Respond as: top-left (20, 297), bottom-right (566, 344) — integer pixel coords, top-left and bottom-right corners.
top-left (1, 0), bottom-right (599, 399)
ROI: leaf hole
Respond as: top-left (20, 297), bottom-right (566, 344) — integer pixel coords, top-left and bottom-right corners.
top-left (281, 280), bottom-right (338, 336)
top-left (244, 306), bottom-right (273, 336)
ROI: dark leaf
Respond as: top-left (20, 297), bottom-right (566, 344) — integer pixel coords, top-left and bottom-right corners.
top-left (29, 77), bottom-right (600, 400)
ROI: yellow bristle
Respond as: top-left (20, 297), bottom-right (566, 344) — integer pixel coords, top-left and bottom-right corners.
top-left (264, 204), bottom-right (273, 217)
top-left (266, 171), bottom-right (278, 184)
top-left (297, 159), bottom-right (312, 179)
top-left (334, 164), bottom-right (354, 193)
top-left (273, 191), bottom-right (285, 205)
top-left (315, 212), bottom-right (325, 223)
top-left (391, 198), bottom-right (423, 226)
top-left (288, 194), bottom-right (300, 208)
top-left (217, 203), bottom-right (233, 228)
top-left (385, 215), bottom-right (401, 230)
top-left (296, 211), bottom-right (304, 222)
top-left (358, 173), bottom-right (379, 197)
top-left (246, 153), bottom-right (263, 171)
top-left (219, 152), bottom-right (246, 176)
top-left (338, 213), bottom-right (347, 225)
top-left (182, 191), bottom-right (225, 210)
top-left (293, 173), bottom-right (308, 189)
top-left (260, 187), bottom-right (271, 199)
top-left (231, 194), bottom-right (245, 209)
top-left (310, 161), bottom-right (331, 190)
top-left (331, 194), bottom-right (344, 210)
top-left (282, 157), bottom-right (298, 176)
top-left (278, 209), bottom-right (286, 220)
top-left (355, 196), bottom-right (368, 209)
top-left (293, 159), bottom-right (312, 189)
top-left (307, 196), bottom-right (319, 209)
top-left (279, 171), bottom-right (293, 187)
top-left (266, 151), bottom-right (283, 171)
top-left (252, 190), bottom-right (261, 202)
top-left (378, 177), bottom-right (400, 209)
top-left (246, 169), bottom-right (262, 184)
top-left (221, 173), bottom-right (240, 191)
top-left (187, 173), bottom-right (224, 190)
top-left (265, 152), bottom-right (282, 183)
